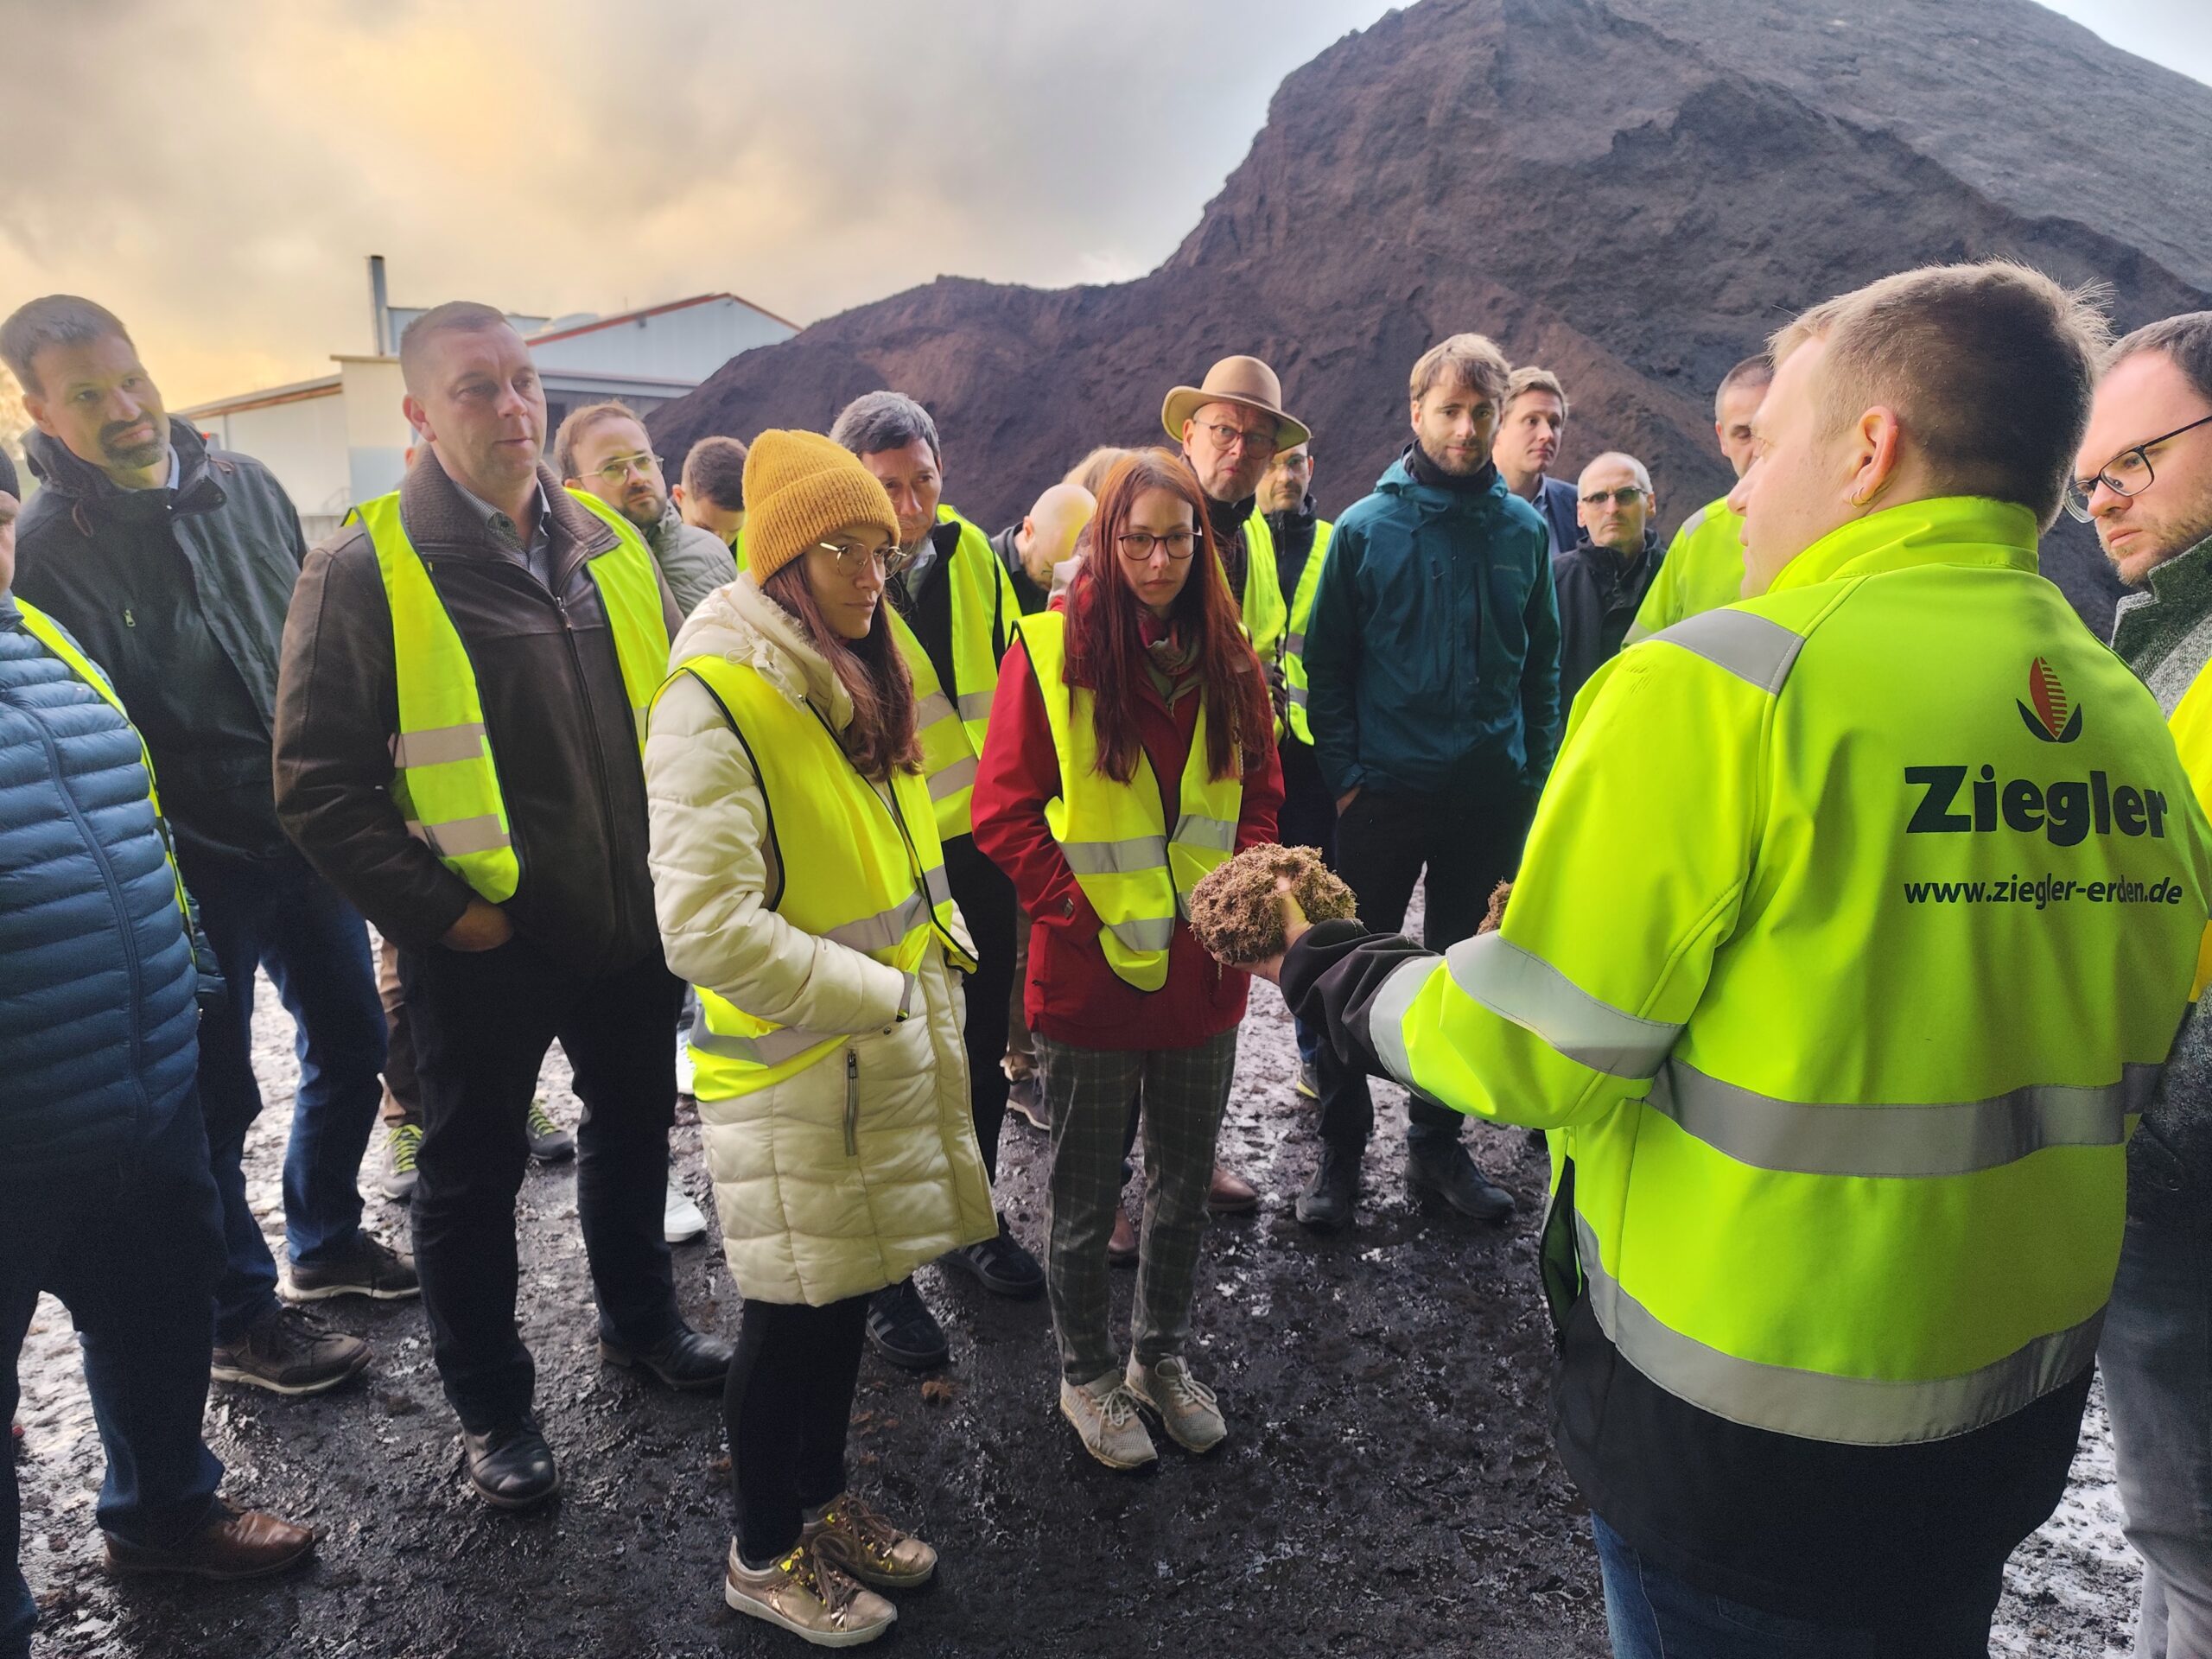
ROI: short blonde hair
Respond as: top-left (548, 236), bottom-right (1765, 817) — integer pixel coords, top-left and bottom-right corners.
top-left (1770, 261), bottom-right (2112, 526)
top-left (1504, 365), bottom-right (1570, 422)
top-left (1408, 334), bottom-right (1510, 406)
top-left (1064, 445), bottom-right (1138, 497)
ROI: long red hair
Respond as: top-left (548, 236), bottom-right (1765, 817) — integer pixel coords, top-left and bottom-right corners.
top-left (1062, 448), bottom-right (1273, 785)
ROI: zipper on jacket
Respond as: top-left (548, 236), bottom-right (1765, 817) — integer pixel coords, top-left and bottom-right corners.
top-left (552, 587), bottom-right (628, 939)
top-left (844, 1050), bottom-right (861, 1159)
top-left (4, 683), bottom-right (154, 1119)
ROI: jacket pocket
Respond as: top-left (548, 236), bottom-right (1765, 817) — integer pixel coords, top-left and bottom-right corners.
top-left (843, 1049), bottom-right (860, 1159)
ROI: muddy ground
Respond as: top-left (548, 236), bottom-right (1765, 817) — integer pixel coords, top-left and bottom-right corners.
top-left (15, 964), bottom-right (2141, 1657)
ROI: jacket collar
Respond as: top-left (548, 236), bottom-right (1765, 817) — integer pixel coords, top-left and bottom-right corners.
top-left (672, 573), bottom-right (855, 730)
top-left (1376, 448), bottom-right (1509, 513)
top-left (1763, 496), bottom-right (2038, 595)
top-left (25, 416), bottom-right (224, 522)
top-left (2133, 529), bottom-right (2212, 615)
top-left (399, 448), bottom-right (619, 565)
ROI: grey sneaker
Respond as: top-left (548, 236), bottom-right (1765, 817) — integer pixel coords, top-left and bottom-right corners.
top-left (525, 1098), bottom-right (575, 1163)
top-left (723, 1536), bottom-right (895, 1648)
top-left (377, 1121), bottom-right (423, 1203)
top-left (1125, 1355), bottom-right (1226, 1454)
top-left (283, 1230), bottom-right (418, 1303)
top-left (1058, 1371), bottom-right (1157, 1470)
top-left (211, 1305), bottom-right (369, 1396)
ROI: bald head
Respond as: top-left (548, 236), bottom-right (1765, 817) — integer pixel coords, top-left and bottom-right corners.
top-left (1016, 481), bottom-right (1096, 587)
top-left (1576, 452), bottom-right (1654, 556)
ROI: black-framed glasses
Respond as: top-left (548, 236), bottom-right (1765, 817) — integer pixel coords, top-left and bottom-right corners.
top-left (1116, 528), bottom-right (1198, 562)
top-left (2063, 410), bottom-right (2212, 522)
top-left (592, 451), bottom-right (663, 486)
top-left (1199, 421), bottom-right (1276, 454)
top-left (1580, 486), bottom-right (1649, 508)
top-left (816, 539), bottom-right (911, 576)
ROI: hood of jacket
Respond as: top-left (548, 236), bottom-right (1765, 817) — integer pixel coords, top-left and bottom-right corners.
top-left (670, 572), bottom-right (855, 733)
top-left (1373, 448), bottom-right (1517, 521)
top-left (26, 416), bottom-right (223, 530)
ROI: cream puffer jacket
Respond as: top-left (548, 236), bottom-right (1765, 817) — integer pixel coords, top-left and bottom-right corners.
top-left (645, 575), bottom-right (994, 1306)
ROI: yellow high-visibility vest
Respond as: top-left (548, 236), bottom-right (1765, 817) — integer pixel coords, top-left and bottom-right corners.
top-left (1013, 611), bottom-right (1244, 991)
top-left (1626, 496), bottom-right (1747, 644)
top-left (356, 487), bottom-right (671, 904)
top-left (1268, 515), bottom-right (1336, 746)
top-left (887, 505), bottom-right (1018, 842)
top-left (664, 650), bottom-right (971, 1101)
top-left (1238, 512), bottom-right (1289, 665)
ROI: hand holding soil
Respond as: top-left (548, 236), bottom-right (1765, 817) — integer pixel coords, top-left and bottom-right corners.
top-left (1189, 844), bottom-right (1358, 982)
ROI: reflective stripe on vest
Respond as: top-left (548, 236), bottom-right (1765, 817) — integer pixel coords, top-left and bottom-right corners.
top-left (14, 600), bottom-right (192, 927)
top-left (664, 647), bottom-right (970, 1100)
top-left (354, 488), bottom-right (671, 903)
top-left (1014, 611), bottom-right (1243, 990)
top-left (1274, 517), bottom-right (1335, 745)
top-left (2164, 656), bottom-right (2212, 999)
top-left (887, 506), bottom-right (1013, 842)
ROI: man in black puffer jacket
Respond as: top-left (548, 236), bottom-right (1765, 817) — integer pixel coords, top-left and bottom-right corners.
top-left (0, 485), bottom-right (315, 1659)
top-left (1552, 451), bottom-right (1665, 711)
top-left (3, 296), bottom-right (404, 1402)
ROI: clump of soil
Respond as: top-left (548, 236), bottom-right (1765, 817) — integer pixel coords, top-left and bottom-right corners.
top-left (1481, 880), bottom-right (1511, 936)
top-left (1189, 843), bottom-right (1358, 964)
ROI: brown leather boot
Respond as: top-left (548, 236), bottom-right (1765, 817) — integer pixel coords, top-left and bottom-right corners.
top-left (1206, 1165), bottom-right (1260, 1215)
top-left (105, 1503), bottom-right (316, 1581)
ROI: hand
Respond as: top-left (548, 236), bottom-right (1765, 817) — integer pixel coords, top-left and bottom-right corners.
top-left (442, 898), bottom-right (513, 952)
top-left (1334, 785), bottom-right (1362, 815)
top-left (1248, 876), bottom-right (1313, 987)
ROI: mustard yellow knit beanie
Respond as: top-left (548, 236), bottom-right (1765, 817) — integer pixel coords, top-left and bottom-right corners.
top-left (741, 429), bottom-right (902, 584)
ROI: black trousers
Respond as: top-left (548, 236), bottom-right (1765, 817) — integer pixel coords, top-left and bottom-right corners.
top-left (398, 935), bottom-right (684, 1432)
top-left (1275, 736), bottom-right (1339, 867)
top-left (724, 1294), bottom-right (871, 1563)
top-left (1317, 783), bottom-right (1534, 1155)
top-left (945, 832), bottom-right (1015, 1185)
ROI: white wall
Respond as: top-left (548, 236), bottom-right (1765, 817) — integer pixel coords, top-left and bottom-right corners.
top-left (531, 298), bottom-right (794, 384)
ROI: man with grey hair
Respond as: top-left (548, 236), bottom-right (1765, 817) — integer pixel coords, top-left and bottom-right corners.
top-left (1297, 332), bottom-right (1560, 1231)
top-left (3, 294), bottom-right (401, 1401)
top-left (1553, 451), bottom-right (1662, 708)
top-left (830, 391), bottom-right (1042, 1373)
top-left (2077, 308), bottom-right (2212, 1659)
top-left (556, 399), bottom-right (734, 618)
top-left (275, 301), bottom-right (732, 1511)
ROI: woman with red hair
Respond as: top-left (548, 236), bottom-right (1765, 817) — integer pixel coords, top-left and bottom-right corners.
top-left (973, 448), bottom-right (1281, 1470)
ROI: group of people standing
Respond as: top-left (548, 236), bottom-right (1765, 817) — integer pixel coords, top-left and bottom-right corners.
top-left (8, 257), bottom-right (2212, 1659)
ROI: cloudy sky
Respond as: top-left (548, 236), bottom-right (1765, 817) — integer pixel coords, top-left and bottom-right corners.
top-left (0, 0), bottom-right (2202, 408)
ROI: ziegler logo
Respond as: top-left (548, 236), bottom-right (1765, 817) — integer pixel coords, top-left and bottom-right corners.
top-left (2018, 658), bottom-right (2082, 743)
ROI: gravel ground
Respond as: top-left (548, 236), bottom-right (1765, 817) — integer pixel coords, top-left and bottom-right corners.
top-left (13, 948), bottom-right (2145, 1656)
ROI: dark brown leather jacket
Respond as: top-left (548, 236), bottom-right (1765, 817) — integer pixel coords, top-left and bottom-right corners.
top-left (274, 450), bottom-right (681, 974)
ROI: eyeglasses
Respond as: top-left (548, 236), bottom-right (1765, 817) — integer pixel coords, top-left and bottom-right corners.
top-left (2063, 410), bottom-right (2212, 522)
top-left (1199, 421), bottom-right (1277, 455)
top-left (592, 452), bottom-right (663, 486)
top-left (1116, 529), bottom-right (1197, 562)
top-left (816, 539), bottom-right (912, 576)
top-left (1580, 486), bottom-right (1648, 508)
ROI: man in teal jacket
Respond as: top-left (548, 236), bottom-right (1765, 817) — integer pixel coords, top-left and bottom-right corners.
top-left (1298, 332), bottom-right (1561, 1230)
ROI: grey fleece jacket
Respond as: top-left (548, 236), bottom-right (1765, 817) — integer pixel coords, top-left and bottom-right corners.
top-left (2113, 531), bottom-right (2212, 1158)
top-left (645, 501), bottom-right (739, 619)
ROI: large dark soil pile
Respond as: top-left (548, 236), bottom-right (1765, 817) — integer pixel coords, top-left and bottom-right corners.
top-left (652, 0), bottom-right (2212, 639)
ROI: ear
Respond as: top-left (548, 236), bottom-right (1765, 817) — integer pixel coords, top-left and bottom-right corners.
top-left (402, 393), bottom-right (432, 448)
top-left (1849, 405), bottom-right (1904, 507)
top-left (21, 387), bottom-right (59, 439)
top-left (1020, 513), bottom-right (1037, 542)
top-left (1180, 417), bottom-right (1198, 449)
top-left (671, 484), bottom-right (687, 509)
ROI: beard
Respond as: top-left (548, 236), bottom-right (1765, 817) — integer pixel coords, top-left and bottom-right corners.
top-left (100, 419), bottom-right (167, 472)
top-left (2112, 504), bottom-right (2212, 586)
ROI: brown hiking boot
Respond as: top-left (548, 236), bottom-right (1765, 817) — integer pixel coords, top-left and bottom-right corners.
top-left (723, 1537), bottom-right (895, 1648)
top-left (210, 1304), bottom-right (369, 1396)
top-left (804, 1491), bottom-right (936, 1589)
top-left (105, 1502), bottom-right (316, 1581)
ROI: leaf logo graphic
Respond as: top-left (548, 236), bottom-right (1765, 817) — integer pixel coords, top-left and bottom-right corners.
top-left (2018, 657), bottom-right (2083, 742)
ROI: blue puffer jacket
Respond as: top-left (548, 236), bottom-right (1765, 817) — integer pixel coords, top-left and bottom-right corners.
top-left (0, 594), bottom-right (201, 1179)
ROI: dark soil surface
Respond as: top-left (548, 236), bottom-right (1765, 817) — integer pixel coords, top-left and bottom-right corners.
top-left (16, 945), bottom-right (2134, 1656)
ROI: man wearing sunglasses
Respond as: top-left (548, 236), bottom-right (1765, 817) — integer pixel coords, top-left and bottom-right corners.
top-left (2078, 310), bottom-right (2212, 1659)
top-left (558, 401), bottom-right (736, 620)
top-left (1554, 453), bottom-right (1662, 709)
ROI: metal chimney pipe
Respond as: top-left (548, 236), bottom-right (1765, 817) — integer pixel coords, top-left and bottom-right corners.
top-left (368, 255), bottom-right (391, 356)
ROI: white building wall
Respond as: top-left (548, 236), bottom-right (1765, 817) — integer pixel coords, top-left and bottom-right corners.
top-left (200, 392), bottom-right (353, 537)
top-left (531, 298), bottom-right (794, 383)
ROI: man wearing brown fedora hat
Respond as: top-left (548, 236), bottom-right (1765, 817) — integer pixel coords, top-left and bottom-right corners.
top-left (1162, 354), bottom-right (1306, 1218)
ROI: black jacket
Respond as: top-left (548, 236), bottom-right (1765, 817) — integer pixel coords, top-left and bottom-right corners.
top-left (14, 419), bottom-right (307, 863)
top-left (275, 450), bottom-right (682, 974)
top-left (1552, 531), bottom-right (1662, 710)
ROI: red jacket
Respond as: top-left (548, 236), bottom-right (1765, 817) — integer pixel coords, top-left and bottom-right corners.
top-left (973, 634), bottom-right (1282, 1051)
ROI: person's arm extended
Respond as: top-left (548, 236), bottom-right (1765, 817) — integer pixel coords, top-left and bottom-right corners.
top-left (646, 673), bottom-right (909, 1033)
top-left (1279, 635), bottom-right (1763, 1131)
top-left (1304, 518), bottom-right (1363, 802)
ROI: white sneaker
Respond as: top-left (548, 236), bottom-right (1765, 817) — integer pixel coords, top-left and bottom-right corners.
top-left (1126, 1355), bottom-right (1226, 1453)
top-left (664, 1178), bottom-right (709, 1245)
top-left (675, 1035), bottom-right (696, 1102)
top-left (1058, 1371), bottom-right (1158, 1470)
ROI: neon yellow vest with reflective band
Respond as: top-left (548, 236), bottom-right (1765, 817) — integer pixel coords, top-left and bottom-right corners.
top-left (1014, 611), bottom-right (1243, 991)
top-left (1625, 496), bottom-right (1747, 645)
top-left (15, 600), bottom-right (192, 927)
top-left (355, 488), bottom-right (672, 904)
top-left (1271, 516), bottom-right (1336, 745)
top-left (1366, 496), bottom-right (2212, 1448)
top-left (887, 505), bottom-right (1016, 842)
top-left (2158, 658), bottom-right (2212, 997)
top-left (1237, 513), bottom-right (1289, 665)
top-left (664, 651), bottom-right (972, 1102)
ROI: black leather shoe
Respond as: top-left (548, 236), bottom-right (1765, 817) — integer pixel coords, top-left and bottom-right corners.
top-left (939, 1214), bottom-right (1045, 1299)
top-left (866, 1279), bottom-right (949, 1370)
top-left (462, 1416), bottom-right (560, 1510)
top-left (600, 1325), bottom-right (734, 1390)
top-left (1407, 1137), bottom-right (1516, 1224)
top-left (1294, 1146), bottom-right (1360, 1232)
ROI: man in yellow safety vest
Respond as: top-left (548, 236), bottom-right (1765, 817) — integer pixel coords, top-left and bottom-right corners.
top-left (1626, 353), bottom-right (1773, 643)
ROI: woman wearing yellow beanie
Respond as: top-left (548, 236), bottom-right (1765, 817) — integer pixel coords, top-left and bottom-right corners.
top-left (644, 430), bottom-right (995, 1645)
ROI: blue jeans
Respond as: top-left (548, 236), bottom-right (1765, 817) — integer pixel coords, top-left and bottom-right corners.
top-left (4, 1095), bottom-right (227, 1659)
top-left (2102, 1113), bottom-right (2212, 1658)
top-left (1592, 1516), bottom-right (1993, 1658)
top-left (181, 846), bottom-right (386, 1340)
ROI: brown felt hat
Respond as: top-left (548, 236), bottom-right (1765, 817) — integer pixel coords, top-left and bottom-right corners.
top-left (1160, 355), bottom-right (1309, 451)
